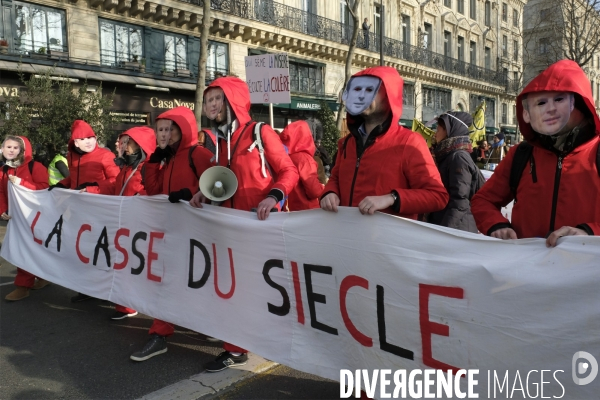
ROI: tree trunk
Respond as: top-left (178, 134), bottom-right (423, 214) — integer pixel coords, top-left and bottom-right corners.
top-left (194, 0), bottom-right (211, 131)
top-left (335, 0), bottom-right (361, 134)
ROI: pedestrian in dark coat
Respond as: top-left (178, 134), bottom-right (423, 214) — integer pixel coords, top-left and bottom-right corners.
top-left (428, 111), bottom-right (480, 233)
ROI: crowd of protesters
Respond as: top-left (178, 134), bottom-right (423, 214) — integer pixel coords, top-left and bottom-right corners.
top-left (1, 60), bottom-right (598, 373)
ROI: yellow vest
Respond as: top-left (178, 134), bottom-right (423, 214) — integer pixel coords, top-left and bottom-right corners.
top-left (48, 154), bottom-right (68, 185)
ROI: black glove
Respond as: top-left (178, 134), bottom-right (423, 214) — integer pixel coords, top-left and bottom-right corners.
top-left (149, 147), bottom-right (171, 164)
top-left (75, 182), bottom-right (99, 190)
top-left (114, 157), bottom-right (126, 168)
top-left (168, 188), bottom-right (193, 203)
top-left (48, 182), bottom-right (66, 191)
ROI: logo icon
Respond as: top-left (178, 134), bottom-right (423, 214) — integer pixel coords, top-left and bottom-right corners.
top-left (572, 351), bottom-right (598, 385)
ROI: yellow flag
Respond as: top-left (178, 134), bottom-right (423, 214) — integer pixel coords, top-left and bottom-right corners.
top-left (412, 119), bottom-right (436, 147)
top-left (469, 100), bottom-right (486, 145)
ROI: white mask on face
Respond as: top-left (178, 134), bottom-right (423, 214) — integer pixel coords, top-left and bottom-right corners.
top-left (523, 92), bottom-right (575, 136)
top-left (342, 76), bottom-right (382, 116)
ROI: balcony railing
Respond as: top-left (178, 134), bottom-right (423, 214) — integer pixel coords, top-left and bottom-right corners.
top-left (181, 0), bottom-right (506, 86)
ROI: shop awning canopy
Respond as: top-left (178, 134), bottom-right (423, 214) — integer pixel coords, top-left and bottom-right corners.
top-left (264, 96), bottom-right (338, 111)
top-left (486, 126), bottom-right (500, 133)
top-left (501, 126), bottom-right (517, 134)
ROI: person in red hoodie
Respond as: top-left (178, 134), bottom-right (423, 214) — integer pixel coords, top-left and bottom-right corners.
top-left (280, 120), bottom-right (324, 210)
top-left (190, 76), bottom-right (299, 372)
top-left (1, 136), bottom-right (49, 301)
top-left (128, 106), bottom-right (213, 362)
top-left (52, 120), bottom-right (120, 303)
top-left (472, 60), bottom-right (600, 245)
top-left (84, 126), bottom-right (156, 320)
top-left (320, 66), bottom-right (448, 218)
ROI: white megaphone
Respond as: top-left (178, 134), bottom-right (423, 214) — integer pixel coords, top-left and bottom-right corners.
top-left (199, 166), bottom-right (238, 204)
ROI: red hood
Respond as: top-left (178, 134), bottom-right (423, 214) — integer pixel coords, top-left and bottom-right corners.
top-left (204, 77), bottom-right (252, 126)
top-left (280, 121), bottom-right (315, 156)
top-left (156, 106), bottom-right (198, 154)
top-left (119, 126), bottom-right (157, 157)
top-left (346, 66), bottom-right (404, 127)
top-left (517, 60), bottom-right (600, 143)
top-left (19, 136), bottom-right (33, 163)
top-left (69, 120), bottom-right (97, 152)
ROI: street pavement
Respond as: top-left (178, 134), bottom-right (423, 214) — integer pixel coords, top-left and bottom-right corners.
top-left (0, 221), bottom-right (339, 399)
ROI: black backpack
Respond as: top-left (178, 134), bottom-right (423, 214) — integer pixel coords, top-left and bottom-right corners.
top-left (509, 141), bottom-right (600, 198)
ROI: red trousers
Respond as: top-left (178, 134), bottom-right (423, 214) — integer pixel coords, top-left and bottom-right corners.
top-left (14, 268), bottom-right (36, 288)
top-left (115, 304), bottom-right (137, 314)
top-left (223, 342), bottom-right (247, 354)
top-left (149, 319), bottom-right (174, 337)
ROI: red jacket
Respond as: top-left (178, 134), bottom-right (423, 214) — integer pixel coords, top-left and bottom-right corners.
top-left (58, 120), bottom-right (120, 192)
top-left (280, 121), bottom-right (323, 211)
top-left (88, 127), bottom-right (157, 196)
top-left (144, 107), bottom-right (213, 196)
top-left (203, 77), bottom-right (299, 211)
top-left (0, 136), bottom-right (49, 214)
top-left (472, 60), bottom-right (600, 237)
top-left (324, 67), bottom-right (448, 218)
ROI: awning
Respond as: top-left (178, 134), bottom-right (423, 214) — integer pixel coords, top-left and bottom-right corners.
top-left (486, 126), bottom-right (500, 133)
top-left (264, 96), bottom-right (338, 112)
top-left (501, 126), bottom-right (517, 134)
top-left (399, 119), bottom-right (413, 127)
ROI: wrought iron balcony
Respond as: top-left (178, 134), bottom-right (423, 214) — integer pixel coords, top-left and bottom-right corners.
top-left (182, 0), bottom-right (506, 86)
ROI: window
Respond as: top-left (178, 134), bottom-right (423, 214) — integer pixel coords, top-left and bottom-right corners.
top-left (502, 103), bottom-right (507, 124)
top-left (513, 71), bottom-right (519, 83)
top-left (470, 41), bottom-right (476, 64)
top-left (458, 36), bottom-right (464, 61)
top-left (485, 1), bottom-right (491, 27)
top-left (458, 0), bottom-right (464, 14)
top-left (422, 86), bottom-right (452, 121)
top-left (374, 4), bottom-right (381, 36)
top-left (402, 15), bottom-right (410, 44)
top-left (444, 31), bottom-right (451, 57)
top-left (207, 41), bottom-right (228, 80)
top-left (444, 0), bottom-right (451, 7)
top-left (340, 0), bottom-right (352, 42)
top-left (99, 19), bottom-right (143, 66)
top-left (485, 46), bottom-right (491, 69)
top-left (423, 23), bottom-right (432, 50)
top-left (502, 3), bottom-right (508, 22)
top-left (255, 0), bottom-right (275, 22)
top-left (470, 0), bottom-right (476, 19)
top-left (163, 34), bottom-right (187, 72)
top-left (403, 83), bottom-right (415, 107)
top-left (14, 2), bottom-right (66, 54)
top-left (539, 37), bottom-right (550, 54)
top-left (513, 9), bottom-right (518, 27)
top-left (512, 104), bottom-right (517, 124)
top-left (289, 61), bottom-right (323, 94)
top-left (513, 40), bottom-right (518, 61)
top-left (502, 35), bottom-right (508, 58)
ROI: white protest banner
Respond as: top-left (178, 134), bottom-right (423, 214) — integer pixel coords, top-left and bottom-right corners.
top-left (245, 53), bottom-right (291, 104)
top-left (2, 184), bottom-right (600, 399)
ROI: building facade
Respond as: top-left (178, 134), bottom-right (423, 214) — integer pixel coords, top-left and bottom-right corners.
top-left (0, 0), bottom-right (525, 139)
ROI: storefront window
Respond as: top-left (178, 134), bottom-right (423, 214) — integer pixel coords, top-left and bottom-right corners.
top-left (207, 41), bottom-right (228, 80)
top-left (14, 2), bottom-right (66, 54)
top-left (164, 34), bottom-right (187, 71)
top-left (289, 61), bottom-right (323, 94)
top-left (99, 19), bottom-right (143, 66)
top-left (422, 86), bottom-right (451, 122)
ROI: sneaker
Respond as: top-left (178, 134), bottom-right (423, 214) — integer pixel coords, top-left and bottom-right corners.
top-left (205, 351), bottom-right (248, 372)
top-left (130, 334), bottom-right (167, 362)
top-left (70, 292), bottom-right (92, 303)
top-left (110, 311), bottom-right (138, 320)
top-left (5, 286), bottom-right (30, 301)
top-left (32, 279), bottom-right (50, 290)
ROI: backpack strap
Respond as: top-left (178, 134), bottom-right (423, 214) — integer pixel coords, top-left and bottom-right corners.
top-left (509, 142), bottom-right (534, 199)
top-left (188, 144), bottom-right (200, 180)
top-left (248, 122), bottom-right (268, 178)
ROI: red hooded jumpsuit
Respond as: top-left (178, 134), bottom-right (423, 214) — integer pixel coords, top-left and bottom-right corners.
top-left (203, 76), bottom-right (299, 354)
top-left (324, 66), bottom-right (448, 217)
top-left (280, 120), bottom-right (324, 210)
top-left (0, 136), bottom-right (49, 287)
top-left (87, 126), bottom-right (157, 315)
top-left (144, 106), bottom-right (213, 337)
top-left (472, 60), bottom-right (600, 237)
top-left (58, 120), bottom-right (120, 191)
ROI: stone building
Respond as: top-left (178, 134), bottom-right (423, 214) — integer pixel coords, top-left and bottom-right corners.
top-left (0, 0), bottom-right (525, 140)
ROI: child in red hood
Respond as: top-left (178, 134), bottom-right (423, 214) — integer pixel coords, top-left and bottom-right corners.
top-left (84, 126), bottom-right (157, 320)
top-left (54, 120), bottom-right (120, 193)
top-left (129, 106), bottom-right (213, 363)
top-left (1, 136), bottom-right (50, 301)
top-left (280, 120), bottom-right (324, 210)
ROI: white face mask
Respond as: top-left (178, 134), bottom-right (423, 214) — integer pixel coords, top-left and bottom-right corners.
top-left (342, 76), bottom-right (382, 116)
top-left (522, 92), bottom-right (575, 136)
